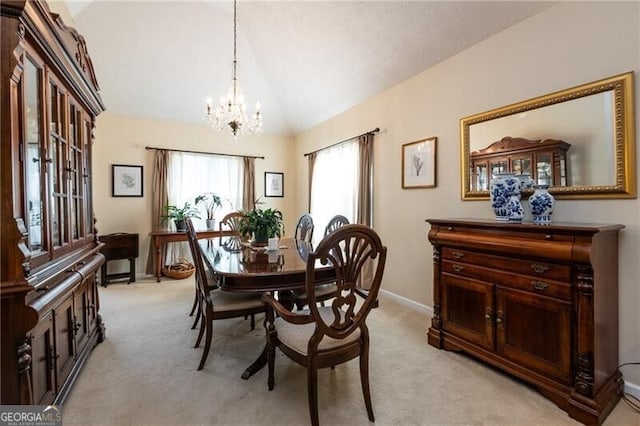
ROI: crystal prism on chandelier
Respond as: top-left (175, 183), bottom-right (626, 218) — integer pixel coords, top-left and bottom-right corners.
top-left (205, 0), bottom-right (262, 141)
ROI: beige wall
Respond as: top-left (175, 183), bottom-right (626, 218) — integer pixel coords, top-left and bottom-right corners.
top-left (83, 1), bottom-right (639, 388)
top-left (293, 1), bottom-right (640, 385)
top-left (47, 0), bottom-right (74, 25)
top-left (92, 113), bottom-right (296, 274)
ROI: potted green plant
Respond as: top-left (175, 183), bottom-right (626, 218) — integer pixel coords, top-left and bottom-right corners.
top-left (238, 207), bottom-right (284, 246)
top-left (194, 193), bottom-right (222, 229)
top-left (161, 202), bottom-right (200, 231)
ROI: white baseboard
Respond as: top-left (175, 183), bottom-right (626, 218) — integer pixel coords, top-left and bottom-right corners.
top-left (624, 378), bottom-right (640, 399)
top-left (378, 288), bottom-right (433, 315)
top-left (377, 289), bottom-right (640, 401)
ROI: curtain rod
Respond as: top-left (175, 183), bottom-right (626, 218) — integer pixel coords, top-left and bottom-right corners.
top-left (303, 127), bottom-right (380, 157)
top-left (145, 146), bottom-right (264, 160)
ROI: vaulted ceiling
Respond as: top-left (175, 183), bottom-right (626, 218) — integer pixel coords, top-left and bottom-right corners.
top-left (66, 1), bottom-right (555, 136)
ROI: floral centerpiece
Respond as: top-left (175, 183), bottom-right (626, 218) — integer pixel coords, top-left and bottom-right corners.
top-left (238, 207), bottom-right (284, 246)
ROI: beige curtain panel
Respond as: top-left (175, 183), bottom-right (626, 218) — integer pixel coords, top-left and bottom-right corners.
top-left (145, 150), bottom-right (169, 275)
top-left (243, 157), bottom-right (255, 211)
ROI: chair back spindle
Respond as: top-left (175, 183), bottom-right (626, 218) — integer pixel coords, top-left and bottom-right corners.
top-left (324, 214), bottom-right (349, 236)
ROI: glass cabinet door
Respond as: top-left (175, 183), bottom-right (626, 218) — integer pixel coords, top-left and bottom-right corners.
top-left (475, 164), bottom-right (488, 191)
top-left (511, 156), bottom-right (532, 176)
top-left (491, 160), bottom-right (507, 177)
top-left (557, 153), bottom-right (568, 186)
top-left (536, 154), bottom-right (552, 185)
top-left (23, 56), bottom-right (45, 253)
top-left (82, 116), bottom-right (93, 237)
top-left (19, 54), bottom-right (97, 264)
top-left (68, 100), bottom-right (82, 241)
top-left (48, 77), bottom-right (69, 250)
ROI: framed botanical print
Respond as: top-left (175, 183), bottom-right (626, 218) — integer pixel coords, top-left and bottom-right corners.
top-left (112, 164), bottom-right (143, 197)
top-left (402, 137), bottom-right (437, 189)
top-left (265, 172), bottom-right (284, 197)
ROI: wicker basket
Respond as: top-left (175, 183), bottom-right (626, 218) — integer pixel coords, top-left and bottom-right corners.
top-left (162, 258), bottom-right (195, 279)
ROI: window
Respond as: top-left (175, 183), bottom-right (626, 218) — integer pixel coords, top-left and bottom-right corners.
top-left (166, 152), bottom-right (244, 261)
top-left (167, 151), bottom-right (244, 226)
top-left (309, 142), bottom-right (358, 244)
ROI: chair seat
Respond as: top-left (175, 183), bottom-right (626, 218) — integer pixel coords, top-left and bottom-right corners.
top-left (275, 306), bottom-right (361, 355)
top-left (211, 289), bottom-right (265, 312)
top-left (292, 283), bottom-right (338, 299)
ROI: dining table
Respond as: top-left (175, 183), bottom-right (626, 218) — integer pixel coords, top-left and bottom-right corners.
top-left (199, 236), bottom-right (336, 379)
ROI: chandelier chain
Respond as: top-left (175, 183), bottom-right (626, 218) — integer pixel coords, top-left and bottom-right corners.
top-left (204, 0), bottom-right (262, 142)
top-left (232, 0), bottom-right (237, 99)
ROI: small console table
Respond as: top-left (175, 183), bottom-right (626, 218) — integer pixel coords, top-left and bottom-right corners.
top-left (149, 229), bottom-right (235, 282)
top-left (99, 233), bottom-right (139, 286)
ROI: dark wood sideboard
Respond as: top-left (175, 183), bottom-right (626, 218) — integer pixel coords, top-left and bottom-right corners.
top-left (426, 219), bottom-right (623, 426)
top-left (1, 0), bottom-right (105, 405)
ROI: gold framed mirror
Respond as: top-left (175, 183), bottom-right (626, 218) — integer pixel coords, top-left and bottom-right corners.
top-left (461, 72), bottom-right (636, 200)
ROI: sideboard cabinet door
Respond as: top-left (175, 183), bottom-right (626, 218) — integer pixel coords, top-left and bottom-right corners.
top-left (495, 286), bottom-right (572, 384)
top-left (73, 278), bottom-right (90, 354)
top-left (441, 274), bottom-right (494, 350)
top-left (53, 295), bottom-right (75, 391)
top-left (29, 313), bottom-right (55, 405)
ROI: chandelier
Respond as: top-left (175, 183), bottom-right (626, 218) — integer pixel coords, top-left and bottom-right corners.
top-left (205, 0), bottom-right (262, 141)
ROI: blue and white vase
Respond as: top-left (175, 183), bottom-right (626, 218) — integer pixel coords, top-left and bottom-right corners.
top-left (506, 193), bottom-right (524, 222)
top-left (490, 172), bottom-right (521, 222)
top-left (516, 174), bottom-right (535, 192)
top-left (528, 184), bottom-right (555, 225)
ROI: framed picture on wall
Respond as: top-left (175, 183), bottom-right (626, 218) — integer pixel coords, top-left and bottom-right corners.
top-left (402, 136), bottom-right (437, 189)
top-left (264, 172), bottom-right (284, 197)
top-left (112, 164), bottom-right (143, 197)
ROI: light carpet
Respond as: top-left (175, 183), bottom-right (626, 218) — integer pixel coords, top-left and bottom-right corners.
top-left (63, 276), bottom-right (637, 426)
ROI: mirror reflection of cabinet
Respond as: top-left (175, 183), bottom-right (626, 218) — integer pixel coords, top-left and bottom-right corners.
top-left (470, 137), bottom-right (571, 191)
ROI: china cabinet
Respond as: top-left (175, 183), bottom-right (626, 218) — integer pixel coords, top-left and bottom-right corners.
top-left (1, 0), bottom-right (105, 405)
top-left (427, 219), bottom-right (623, 425)
top-left (470, 137), bottom-right (571, 191)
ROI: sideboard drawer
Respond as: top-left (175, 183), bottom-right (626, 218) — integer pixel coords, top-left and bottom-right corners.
top-left (442, 260), bottom-right (572, 301)
top-left (442, 247), bottom-right (570, 281)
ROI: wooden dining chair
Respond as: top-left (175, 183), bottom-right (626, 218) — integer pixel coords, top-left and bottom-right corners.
top-left (189, 211), bottom-right (246, 320)
top-left (185, 219), bottom-right (267, 371)
top-left (324, 214), bottom-right (349, 235)
top-left (294, 213), bottom-right (314, 243)
top-left (291, 214), bottom-right (349, 310)
top-left (263, 224), bottom-right (387, 426)
top-left (219, 211), bottom-right (245, 235)
top-left (218, 211), bottom-right (246, 250)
